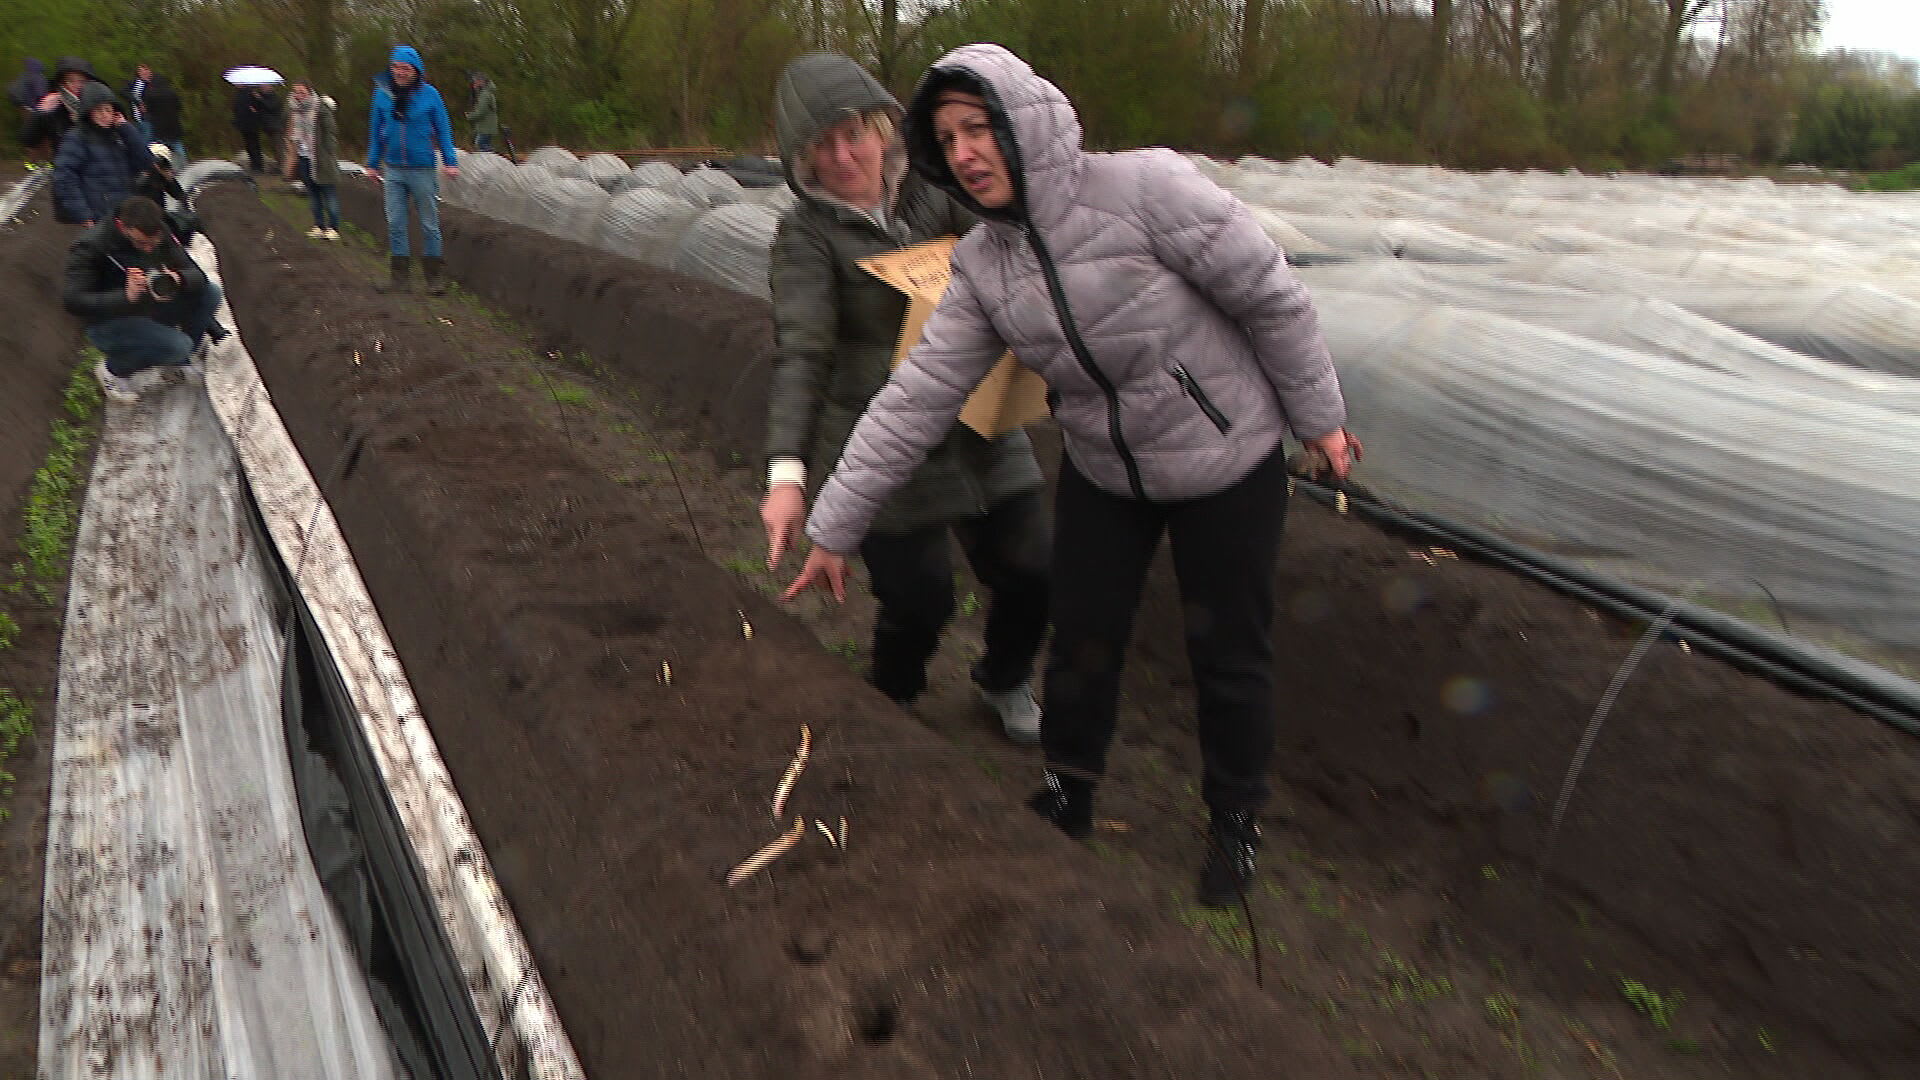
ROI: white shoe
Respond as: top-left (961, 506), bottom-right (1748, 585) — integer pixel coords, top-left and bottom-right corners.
top-left (322, 228), bottom-right (340, 240)
top-left (95, 360), bottom-right (138, 404)
top-left (306, 226), bottom-right (326, 239)
top-left (980, 681), bottom-right (1042, 745)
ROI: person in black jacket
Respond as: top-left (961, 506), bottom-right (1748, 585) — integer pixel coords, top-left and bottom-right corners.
top-left (53, 82), bottom-right (151, 226)
top-left (133, 143), bottom-right (199, 244)
top-left (19, 56), bottom-right (105, 153)
top-left (64, 197), bottom-right (226, 403)
top-left (130, 64), bottom-right (185, 164)
top-left (233, 85), bottom-right (269, 172)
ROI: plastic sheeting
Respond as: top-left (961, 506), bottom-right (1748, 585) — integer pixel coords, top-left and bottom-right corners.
top-left (442, 158), bottom-right (779, 298)
top-left (593, 187), bottom-right (701, 263)
top-left (680, 166), bottom-right (745, 207)
top-left (191, 235), bottom-right (585, 1078)
top-left (40, 386), bottom-right (403, 1079)
top-left (580, 153), bottom-right (631, 191)
top-left (1311, 287), bottom-right (1920, 643)
top-left (672, 202), bottom-right (778, 296)
top-left (526, 176), bottom-right (611, 246)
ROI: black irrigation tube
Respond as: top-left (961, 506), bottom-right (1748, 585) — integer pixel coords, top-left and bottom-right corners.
top-left (1292, 476), bottom-right (1920, 738)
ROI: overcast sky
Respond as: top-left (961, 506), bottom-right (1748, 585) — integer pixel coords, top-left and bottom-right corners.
top-left (1822, 0), bottom-right (1920, 63)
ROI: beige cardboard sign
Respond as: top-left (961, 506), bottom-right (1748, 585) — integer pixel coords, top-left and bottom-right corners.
top-left (860, 238), bottom-right (1050, 438)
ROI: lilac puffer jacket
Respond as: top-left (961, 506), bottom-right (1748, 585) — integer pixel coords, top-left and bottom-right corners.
top-left (806, 44), bottom-right (1346, 555)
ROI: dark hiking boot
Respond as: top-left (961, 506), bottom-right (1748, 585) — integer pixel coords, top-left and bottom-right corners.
top-left (1027, 770), bottom-right (1093, 840)
top-left (1197, 809), bottom-right (1261, 909)
top-left (377, 255), bottom-right (411, 294)
top-left (422, 255), bottom-right (447, 296)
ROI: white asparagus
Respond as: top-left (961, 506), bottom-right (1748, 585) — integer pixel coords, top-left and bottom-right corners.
top-left (726, 819), bottom-right (806, 886)
top-left (770, 724), bottom-right (811, 822)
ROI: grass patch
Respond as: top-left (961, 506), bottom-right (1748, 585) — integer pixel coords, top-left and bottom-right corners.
top-left (0, 351), bottom-right (104, 821)
top-left (1173, 893), bottom-right (1254, 958)
top-left (1859, 163), bottom-right (1920, 192)
top-left (1619, 977), bottom-right (1684, 1031)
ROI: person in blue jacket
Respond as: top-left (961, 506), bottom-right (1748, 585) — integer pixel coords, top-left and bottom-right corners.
top-left (365, 44), bottom-right (458, 294)
top-left (53, 81), bottom-right (151, 227)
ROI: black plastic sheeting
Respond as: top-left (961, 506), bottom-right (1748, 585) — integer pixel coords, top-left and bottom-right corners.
top-left (238, 476), bottom-right (505, 1080)
top-left (1295, 477), bottom-right (1920, 738)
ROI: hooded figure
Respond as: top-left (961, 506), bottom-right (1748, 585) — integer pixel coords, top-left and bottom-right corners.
top-left (53, 81), bottom-right (152, 225)
top-left (20, 56), bottom-right (106, 149)
top-left (792, 45), bottom-right (1358, 909)
top-left (763, 52), bottom-right (1050, 737)
top-left (7, 58), bottom-right (47, 111)
top-left (466, 71), bottom-right (499, 149)
top-left (367, 45), bottom-right (458, 293)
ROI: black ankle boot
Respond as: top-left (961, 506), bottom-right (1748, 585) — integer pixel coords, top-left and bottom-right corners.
top-left (422, 255), bottom-right (447, 296)
top-left (1197, 809), bottom-right (1261, 908)
top-left (377, 255), bottom-right (411, 293)
top-left (1027, 769), bottom-right (1093, 840)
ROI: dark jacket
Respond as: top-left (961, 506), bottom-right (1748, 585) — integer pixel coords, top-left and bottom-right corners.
top-left (808, 45), bottom-right (1346, 554)
top-left (19, 57), bottom-right (104, 148)
top-left (7, 59), bottom-right (46, 109)
top-left (53, 83), bottom-right (151, 225)
top-left (367, 46), bottom-right (457, 169)
top-left (142, 74), bottom-right (183, 141)
top-left (768, 53), bottom-right (1041, 535)
top-left (62, 218), bottom-right (208, 325)
top-left (232, 86), bottom-right (267, 133)
top-left (304, 94), bottom-right (341, 186)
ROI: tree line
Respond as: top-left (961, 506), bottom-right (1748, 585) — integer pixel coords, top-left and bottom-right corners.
top-left (7, 0), bottom-right (1917, 173)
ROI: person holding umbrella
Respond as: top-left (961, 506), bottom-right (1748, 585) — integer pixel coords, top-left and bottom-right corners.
top-left (230, 75), bottom-right (272, 172)
top-left (364, 45), bottom-right (458, 294)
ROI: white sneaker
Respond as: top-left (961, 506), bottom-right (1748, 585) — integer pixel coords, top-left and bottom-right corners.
top-left (980, 681), bottom-right (1042, 745)
top-left (95, 360), bottom-right (138, 404)
top-left (322, 228), bottom-right (340, 240)
top-left (306, 226), bottom-right (326, 239)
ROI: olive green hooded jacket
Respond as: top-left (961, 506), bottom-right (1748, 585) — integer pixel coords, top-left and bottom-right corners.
top-left (767, 52), bottom-right (1041, 535)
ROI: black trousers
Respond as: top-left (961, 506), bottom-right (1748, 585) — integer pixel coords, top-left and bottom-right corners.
top-left (241, 129), bottom-right (264, 173)
top-left (1043, 447), bottom-right (1288, 814)
top-left (859, 490), bottom-right (1051, 704)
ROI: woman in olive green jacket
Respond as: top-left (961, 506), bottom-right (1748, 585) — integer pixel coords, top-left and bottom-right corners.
top-left (762, 52), bottom-right (1050, 742)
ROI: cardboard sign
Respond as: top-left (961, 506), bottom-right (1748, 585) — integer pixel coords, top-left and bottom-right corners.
top-left (860, 238), bottom-right (1050, 438)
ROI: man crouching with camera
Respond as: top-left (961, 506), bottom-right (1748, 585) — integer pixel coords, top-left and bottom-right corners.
top-left (63, 195), bottom-right (226, 403)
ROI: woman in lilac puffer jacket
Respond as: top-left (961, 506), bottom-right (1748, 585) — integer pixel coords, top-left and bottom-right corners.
top-left (787, 44), bottom-right (1361, 908)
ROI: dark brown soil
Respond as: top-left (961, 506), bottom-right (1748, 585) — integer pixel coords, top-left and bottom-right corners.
top-left (0, 183), bottom-right (87, 1072)
top-left (207, 185), bottom-right (1366, 1079)
top-left (327, 181), bottom-right (1920, 1079)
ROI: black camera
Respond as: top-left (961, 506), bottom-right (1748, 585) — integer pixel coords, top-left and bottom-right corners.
top-left (111, 256), bottom-right (181, 300)
top-left (146, 269), bottom-right (180, 300)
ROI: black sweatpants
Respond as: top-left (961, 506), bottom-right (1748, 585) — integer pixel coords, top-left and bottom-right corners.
top-left (859, 490), bottom-right (1051, 703)
top-left (1043, 447), bottom-right (1288, 814)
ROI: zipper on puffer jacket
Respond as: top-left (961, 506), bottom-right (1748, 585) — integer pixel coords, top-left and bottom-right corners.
top-left (1023, 223), bottom-right (1147, 501)
top-left (1171, 364), bottom-right (1232, 434)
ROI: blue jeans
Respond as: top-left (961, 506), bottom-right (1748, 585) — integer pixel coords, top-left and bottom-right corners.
top-left (299, 158), bottom-right (340, 229)
top-left (474, 133), bottom-right (494, 152)
top-left (381, 166), bottom-right (441, 257)
top-left (166, 140), bottom-right (187, 166)
top-left (87, 281), bottom-right (224, 376)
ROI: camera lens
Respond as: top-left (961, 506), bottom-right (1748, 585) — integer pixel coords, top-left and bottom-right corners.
top-left (148, 273), bottom-right (178, 300)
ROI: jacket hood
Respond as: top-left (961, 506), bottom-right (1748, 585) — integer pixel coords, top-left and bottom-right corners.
top-left (904, 44), bottom-right (1084, 230)
top-left (51, 56), bottom-right (105, 90)
top-left (389, 45), bottom-right (426, 79)
top-left (773, 53), bottom-right (907, 213)
top-left (77, 80), bottom-right (123, 125)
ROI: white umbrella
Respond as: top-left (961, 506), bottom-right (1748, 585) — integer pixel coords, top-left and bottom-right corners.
top-left (223, 66), bottom-right (284, 86)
